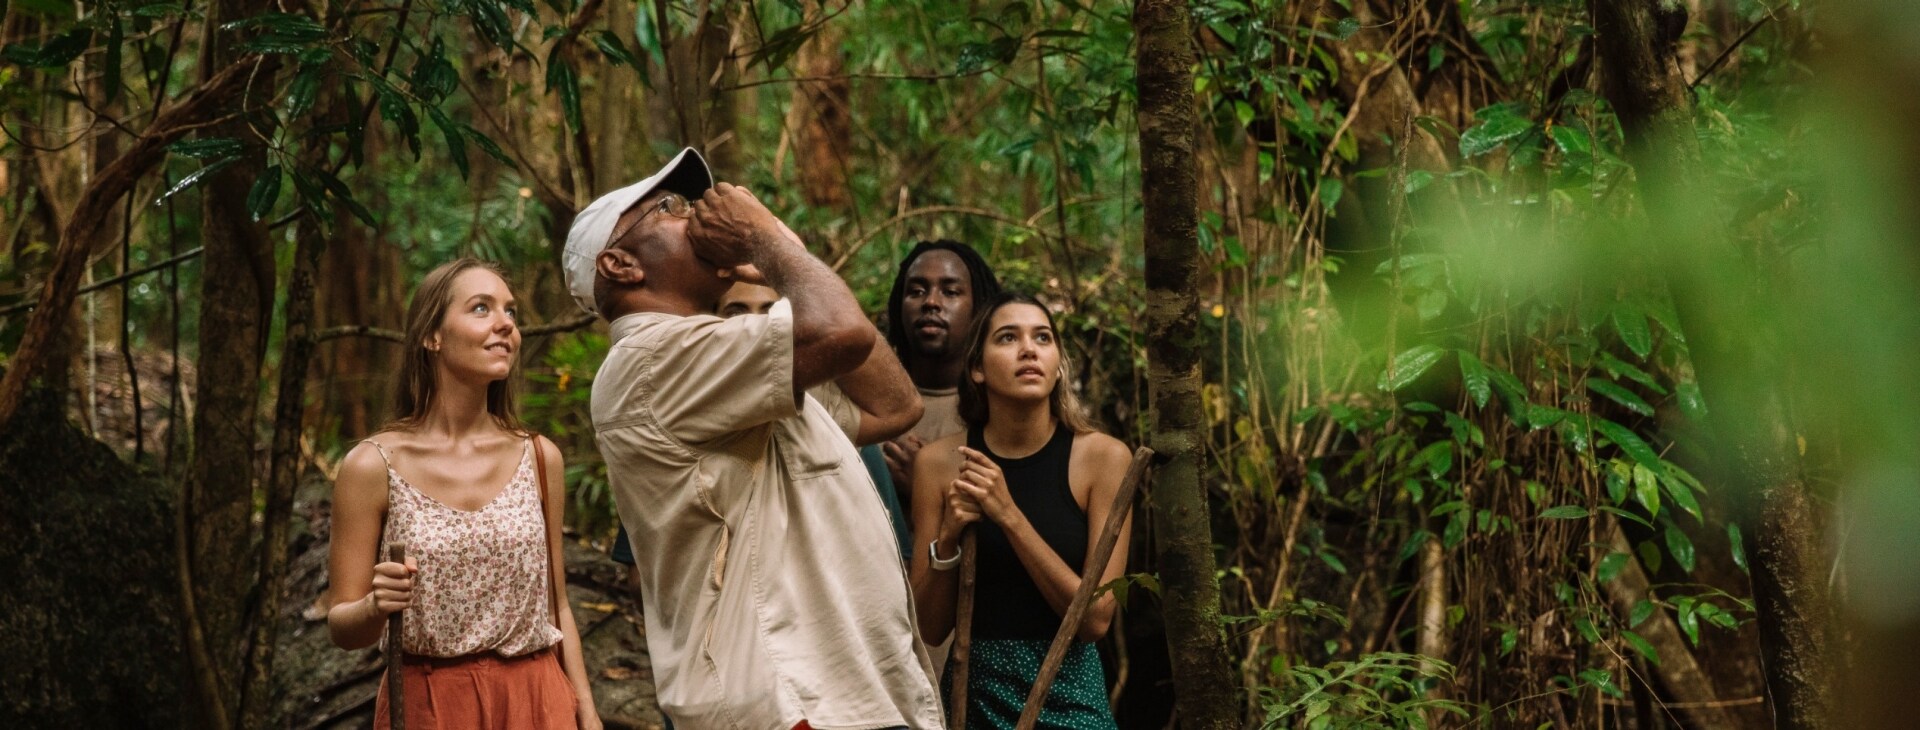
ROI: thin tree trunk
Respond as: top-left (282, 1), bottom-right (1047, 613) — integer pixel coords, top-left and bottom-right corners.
top-left (185, 2), bottom-right (278, 724)
top-left (1590, 2), bottom-right (1832, 728)
top-left (1135, 0), bottom-right (1240, 727)
top-left (792, 0), bottom-right (852, 214)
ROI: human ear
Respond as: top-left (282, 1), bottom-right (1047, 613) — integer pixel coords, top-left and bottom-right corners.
top-left (596, 247), bottom-right (646, 285)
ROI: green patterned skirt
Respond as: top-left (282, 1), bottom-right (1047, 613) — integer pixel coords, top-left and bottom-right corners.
top-left (942, 639), bottom-right (1118, 730)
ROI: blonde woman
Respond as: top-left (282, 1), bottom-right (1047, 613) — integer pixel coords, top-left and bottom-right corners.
top-left (327, 259), bottom-right (601, 729)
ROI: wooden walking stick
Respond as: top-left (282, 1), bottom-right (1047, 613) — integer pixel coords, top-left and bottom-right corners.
top-left (1013, 447), bottom-right (1153, 730)
top-left (947, 528), bottom-right (979, 730)
top-left (385, 542), bottom-right (407, 730)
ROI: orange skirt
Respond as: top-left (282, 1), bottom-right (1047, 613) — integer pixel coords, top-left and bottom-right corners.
top-left (373, 647), bottom-right (577, 730)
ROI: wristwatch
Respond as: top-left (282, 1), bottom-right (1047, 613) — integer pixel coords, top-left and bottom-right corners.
top-left (929, 539), bottom-right (963, 571)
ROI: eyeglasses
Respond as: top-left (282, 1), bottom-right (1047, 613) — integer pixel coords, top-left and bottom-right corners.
top-left (610, 192), bottom-right (692, 246)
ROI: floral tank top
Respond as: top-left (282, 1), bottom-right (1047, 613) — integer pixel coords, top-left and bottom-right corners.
top-left (365, 438), bottom-right (563, 658)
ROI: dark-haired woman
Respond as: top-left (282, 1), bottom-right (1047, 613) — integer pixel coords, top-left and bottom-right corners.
top-left (327, 259), bottom-right (601, 730)
top-left (908, 292), bottom-right (1130, 729)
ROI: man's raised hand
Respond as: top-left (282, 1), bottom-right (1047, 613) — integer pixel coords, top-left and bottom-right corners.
top-left (687, 182), bottom-right (784, 270)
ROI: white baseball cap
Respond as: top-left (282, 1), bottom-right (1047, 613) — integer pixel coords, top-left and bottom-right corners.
top-left (562, 147), bottom-right (713, 316)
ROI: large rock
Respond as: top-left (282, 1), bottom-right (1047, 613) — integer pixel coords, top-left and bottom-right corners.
top-left (0, 387), bottom-right (184, 728)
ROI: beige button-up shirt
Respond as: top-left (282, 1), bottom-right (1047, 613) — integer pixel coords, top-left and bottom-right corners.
top-left (592, 300), bottom-right (942, 730)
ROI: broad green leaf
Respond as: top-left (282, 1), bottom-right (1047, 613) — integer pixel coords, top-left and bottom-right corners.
top-left (1460, 104), bottom-right (1533, 158)
top-left (1457, 350), bottom-right (1492, 408)
top-left (1596, 418), bottom-right (1665, 474)
top-left (1676, 380), bottom-right (1708, 422)
top-left (246, 165), bottom-right (282, 222)
top-left (1728, 523), bottom-right (1749, 574)
top-left (1416, 440), bottom-right (1454, 479)
top-left (1638, 540), bottom-right (1662, 573)
top-left (1597, 552), bottom-right (1629, 583)
top-left (285, 65), bottom-right (322, 118)
top-left (1320, 177), bottom-right (1343, 212)
top-left (546, 51), bottom-right (582, 131)
top-left (1622, 631), bottom-right (1660, 666)
top-left (1589, 379), bottom-right (1654, 416)
top-left (1665, 525), bottom-right (1696, 573)
top-left (1551, 122), bottom-right (1593, 159)
top-left (1613, 301), bottom-right (1654, 358)
top-left (1378, 344), bottom-right (1445, 391)
top-left (1598, 352), bottom-right (1668, 394)
top-left (594, 31), bottom-right (638, 67)
top-left (1677, 598), bottom-right (1700, 645)
top-left (1333, 17), bottom-right (1360, 41)
top-left (1629, 599), bottom-right (1655, 628)
top-left (1660, 471), bottom-right (1702, 521)
top-left (1632, 464), bottom-right (1660, 520)
top-left (1538, 505), bottom-right (1589, 520)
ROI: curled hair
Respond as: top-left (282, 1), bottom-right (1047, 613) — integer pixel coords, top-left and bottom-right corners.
top-left (957, 292), bottom-right (1097, 434)
top-left (884, 240), bottom-right (1002, 359)
top-left (383, 258), bottom-right (527, 435)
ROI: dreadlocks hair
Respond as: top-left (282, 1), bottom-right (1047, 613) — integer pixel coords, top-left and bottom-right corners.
top-left (884, 239), bottom-right (1003, 359)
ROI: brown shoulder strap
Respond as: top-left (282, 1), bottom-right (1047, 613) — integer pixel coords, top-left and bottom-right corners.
top-left (532, 436), bottom-right (562, 631)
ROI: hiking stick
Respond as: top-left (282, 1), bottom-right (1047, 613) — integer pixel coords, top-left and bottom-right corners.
top-left (1013, 446), bottom-right (1152, 730)
top-left (386, 542), bottom-right (407, 730)
top-left (948, 528), bottom-right (979, 730)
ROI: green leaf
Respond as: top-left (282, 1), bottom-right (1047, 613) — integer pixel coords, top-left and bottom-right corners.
top-left (1490, 368), bottom-right (1529, 427)
top-left (1320, 177), bottom-right (1344, 213)
top-left (1676, 598), bottom-right (1701, 645)
top-left (169, 137), bottom-right (244, 160)
top-left (1665, 525), bottom-right (1696, 573)
top-left (1676, 380), bottom-right (1708, 422)
top-left (1538, 505), bottom-right (1590, 520)
top-left (1597, 552), bottom-right (1629, 583)
top-left (310, 167), bottom-right (377, 227)
top-left (1589, 379), bottom-right (1654, 417)
top-left (1632, 464), bottom-right (1661, 520)
top-left (1596, 419), bottom-right (1665, 475)
top-left (1629, 599), bottom-right (1655, 628)
top-left (1622, 631), bottom-right (1660, 666)
top-left (1551, 123), bottom-right (1592, 159)
top-left (545, 50), bottom-right (582, 131)
top-left (426, 106), bottom-right (469, 180)
top-left (461, 123), bottom-right (518, 169)
top-left (1613, 301), bottom-right (1654, 359)
top-left (1660, 471), bottom-right (1703, 521)
top-left (1460, 104), bottom-right (1533, 158)
top-left (246, 165), bottom-right (282, 222)
top-left (1416, 440), bottom-right (1454, 479)
top-left (154, 156), bottom-right (241, 204)
top-left (285, 65), bottom-right (322, 118)
top-left (1378, 344), bottom-right (1445, 391)
top-left (1333, 17), bottom-right (1360, 41)
top-left (1598, 505), bottom-right (1653, 530)
top-left (593, 30), bottom-right (638, 67)
top-left (1728, 522), bottom-right (1749, 574)
top-left (2, 27), bottom-right (93, 68)
top-left (1638, 540), bottom-right (1662, 574)
top-left (1598, 352), bottom-right (1668, 395)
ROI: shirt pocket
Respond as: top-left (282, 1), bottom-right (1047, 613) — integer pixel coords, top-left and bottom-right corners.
top-left (773, 422), bottom-right (843, 481)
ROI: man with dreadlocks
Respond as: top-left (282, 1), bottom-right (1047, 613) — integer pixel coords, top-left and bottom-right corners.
top-left (880, 240), bottom-right (1003, 521)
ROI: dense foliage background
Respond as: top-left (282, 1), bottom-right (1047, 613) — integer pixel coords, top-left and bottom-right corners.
top-left (9, 0), bottom-right (1920, 727)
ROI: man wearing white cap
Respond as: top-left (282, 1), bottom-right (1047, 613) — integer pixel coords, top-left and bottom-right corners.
top-left (566, 148), bottom-right (943, 729)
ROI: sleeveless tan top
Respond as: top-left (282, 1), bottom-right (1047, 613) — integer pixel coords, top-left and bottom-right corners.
top-left (365, 438), bottom-right (563, 657)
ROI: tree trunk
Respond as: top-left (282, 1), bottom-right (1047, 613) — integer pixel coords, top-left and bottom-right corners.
top-left (184, 3), bottom-right (278, 725)
top-left (1590, 2), bottom-right (1832, 728)
top-left (1135, 1), bottom-right (1241, 727)
top-left (0, 62), bottom-right (251, 435)
top-left (792, 0), bottom-right (852, 214)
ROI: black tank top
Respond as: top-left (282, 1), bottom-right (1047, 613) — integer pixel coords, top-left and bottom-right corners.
top-left (967, 423), bottom-right (1090, 641)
